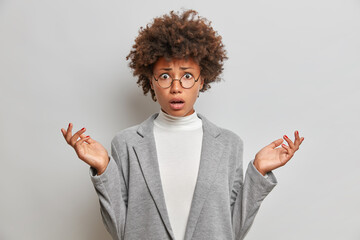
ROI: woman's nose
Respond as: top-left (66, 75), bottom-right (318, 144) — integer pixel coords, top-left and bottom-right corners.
top-left (170, 76), bottom-right (183, 93)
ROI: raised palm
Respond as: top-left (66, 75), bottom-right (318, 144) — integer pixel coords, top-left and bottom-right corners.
top-left (254, 130), bottom-right (304, 175)
top-left (61, 123), bottom-right (109, 174)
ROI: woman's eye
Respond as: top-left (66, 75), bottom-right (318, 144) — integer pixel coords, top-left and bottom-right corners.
top-left (184, 73), bottom-right (193, 79)
top-left (159, 73), bottom-right (170, 79)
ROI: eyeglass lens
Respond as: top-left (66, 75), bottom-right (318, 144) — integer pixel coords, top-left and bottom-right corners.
top-left (157, 74), bottom-right (196, 88)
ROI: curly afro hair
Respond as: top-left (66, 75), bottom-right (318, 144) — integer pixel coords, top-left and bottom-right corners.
top-left (126, 9), bottom-right (228, 102)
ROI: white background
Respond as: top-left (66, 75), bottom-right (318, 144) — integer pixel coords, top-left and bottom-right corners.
top-left (1, 0), bottom-right (359, 239)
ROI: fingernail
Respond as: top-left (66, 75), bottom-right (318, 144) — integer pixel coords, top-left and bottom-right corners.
top-left (295, 130), bottom-right (298, 134)
top-left (68, 123), bottom-right (71, 128)
top-left (86, 135), bottom-right (90, 138)
top-left (81, 127), bottom-right (85, 131)
top-left (284, 135), bottom-right (288, 139)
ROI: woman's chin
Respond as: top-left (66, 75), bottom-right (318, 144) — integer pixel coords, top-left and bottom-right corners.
top-left (166, 109), bottom-right (195, 117)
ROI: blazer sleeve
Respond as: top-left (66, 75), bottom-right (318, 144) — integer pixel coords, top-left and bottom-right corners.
top-left (231, 139), bottom-right (278, 240)
top-left (89, 137), bottom-right (128, 240)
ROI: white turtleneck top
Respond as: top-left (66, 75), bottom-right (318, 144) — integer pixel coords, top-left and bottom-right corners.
top-left (153, 109), bottom-right (203, 240)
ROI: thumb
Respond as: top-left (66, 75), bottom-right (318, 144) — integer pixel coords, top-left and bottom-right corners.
top-left (270, 138), bottom-right (284, 149)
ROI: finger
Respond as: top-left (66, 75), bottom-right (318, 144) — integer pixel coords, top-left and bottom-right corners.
top-left (283, 134), bottom-right (295, 149)
top-left (74, 135), bottom-right (91, 148)
top-left (64, 123), bottom-right (73, 143)
top-left (61, 124), bottom-right (70, 141)
top-left (294, 130), bottom-right (304, 150)
top-left (79, 133), bottom-right (87, 139)
top-left (79, 133), bottom-right (94, 144)
top-left (270, 138), bottom-right (284, 149)
top-left (294, 130), bottom-right (301, 146)
top-left (281, 143), bottom-right (290, 153)
top-left (281, 143), bottom-right (294, 155)
top-left (85, 135), bottom-right (95, 144)
top-left (70, 127), bottom-right (87, 147)
top-left (61, 128), bottom-right (65, 137)
top-left (71, 128), bottom-right (86, 143)
top-left (280, 144), bottom-right (294, 163)
top-left (61, 128), bottom-right (69, 140)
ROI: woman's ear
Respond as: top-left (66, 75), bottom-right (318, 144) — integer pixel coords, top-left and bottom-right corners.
top-left (199, 77), bottom-right (204, 90)
top-left (150, 78), bottom-right (154, 90)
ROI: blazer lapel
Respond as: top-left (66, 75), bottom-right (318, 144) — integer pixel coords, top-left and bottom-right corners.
top-left (132, 112), bottom-right (224, 240)
top-left (184, 113), bottom-right (225, 240)
top-left (133, 113), bottom-right (175, 240)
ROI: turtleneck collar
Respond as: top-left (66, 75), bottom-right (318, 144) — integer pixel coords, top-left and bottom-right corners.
top-left (154, 109), bottom-right (202, 131)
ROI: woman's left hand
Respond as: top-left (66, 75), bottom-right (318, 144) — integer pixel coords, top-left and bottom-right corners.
top-left (253, 130), bottom-right (304, 176)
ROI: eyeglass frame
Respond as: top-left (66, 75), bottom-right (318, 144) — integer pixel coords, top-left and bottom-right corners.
top-left (152, 72), bottom-right (202, 89)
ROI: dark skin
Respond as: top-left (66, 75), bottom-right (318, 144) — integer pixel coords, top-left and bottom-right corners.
top-left (254, 131), bottom-right (304, 176)
top-left (61, 57), bottom-right (304, 176)
top-left (61, 124), bottom-right (109, 175)
top-left (61, 125), bottom-right (304, 176)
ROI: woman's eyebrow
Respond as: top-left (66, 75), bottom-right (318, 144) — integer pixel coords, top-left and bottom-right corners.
top-left (159, 67), bottom-right (194, 71)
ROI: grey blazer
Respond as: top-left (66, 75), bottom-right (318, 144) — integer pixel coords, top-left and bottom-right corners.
top-left (90, 113), bottom-right (277, 240)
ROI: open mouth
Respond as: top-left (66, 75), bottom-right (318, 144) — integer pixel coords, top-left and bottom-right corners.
top-left (170, 100), bottom-right (184, 104)
top-left (169, 100), bottom-right (185, 110)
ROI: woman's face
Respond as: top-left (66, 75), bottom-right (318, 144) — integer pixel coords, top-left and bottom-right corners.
top-left (150, 57), bottom-right (204, 117)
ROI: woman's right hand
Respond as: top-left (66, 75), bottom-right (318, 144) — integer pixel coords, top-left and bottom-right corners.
top-left (61, 123), bottom-right (110, 175)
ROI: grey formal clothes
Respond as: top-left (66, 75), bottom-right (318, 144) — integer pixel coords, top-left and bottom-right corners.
top-left (89, 113), bottom-right (278, 240)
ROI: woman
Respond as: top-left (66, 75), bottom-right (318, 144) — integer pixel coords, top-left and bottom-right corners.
top-left (61, 9), bottom-right (304, 240)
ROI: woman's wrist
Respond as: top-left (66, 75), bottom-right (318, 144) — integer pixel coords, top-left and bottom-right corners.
top-left (96, 156), bottom-right (110, 175)
top-left (253, 159), bottom-right (267, 176)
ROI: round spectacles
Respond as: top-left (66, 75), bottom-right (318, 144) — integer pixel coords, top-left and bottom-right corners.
top-left (153, 72), bottom-right (201, 89)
